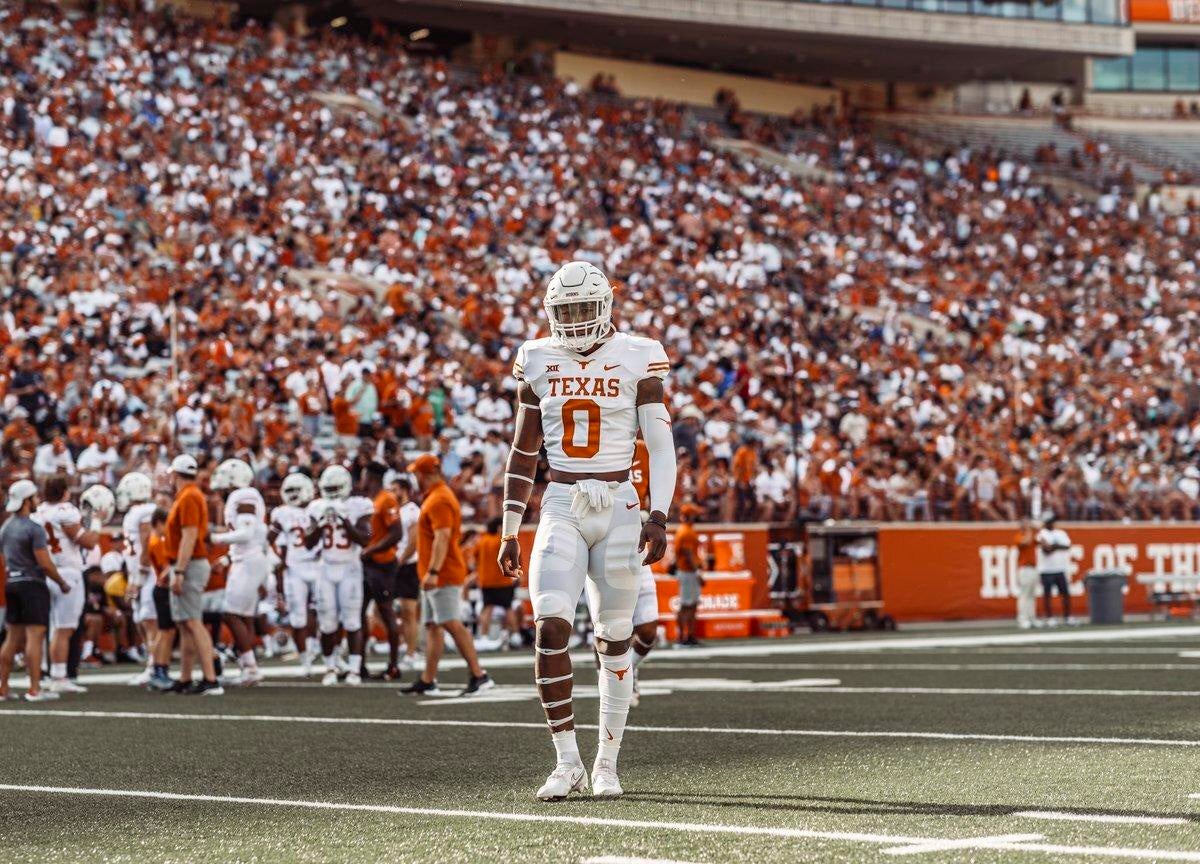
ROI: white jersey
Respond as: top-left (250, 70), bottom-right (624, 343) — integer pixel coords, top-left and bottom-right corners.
top-left (33, 502), bottom-right (85, 572)
top-left (122, 501), bottom-right (158, 581)
top-left (270, 504), bottom-right (320, 566)
top-left (306, 496), bottom-right (374, 564)
top-left (217, 487), bottom-right (268, 563)
top-left (513, 331), bottom-right (669, 474)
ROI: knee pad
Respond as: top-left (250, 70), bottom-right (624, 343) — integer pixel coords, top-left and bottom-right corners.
top-left (593, 616), bottom-right (633, 643)
top-left (532, 589), bottom-right (575, 624)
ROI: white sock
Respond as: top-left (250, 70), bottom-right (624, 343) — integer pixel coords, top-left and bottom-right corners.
top-left (596, 648), bottom-right (634, 764)
top-left (348, 654), bottom-right (362, 673)
top-left (51, 662), bottom-right (67, 680)
top-left (323, 653), bottom-right (337, 671)
top-left (551, 730), bottom-right (581, 765)
top-left (239, 650), bottom-right (257, 671)
top-left (306, 638), bottom-right (320, 657)
top-left (82, 641), bottom-right (94, 658)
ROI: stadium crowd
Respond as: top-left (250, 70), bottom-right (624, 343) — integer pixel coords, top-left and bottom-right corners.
top-left (2, 1), bottom-right (1200, 527)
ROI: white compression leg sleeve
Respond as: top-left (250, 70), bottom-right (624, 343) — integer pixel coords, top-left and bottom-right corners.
top-left (596, 648), bottom-right (634, 764)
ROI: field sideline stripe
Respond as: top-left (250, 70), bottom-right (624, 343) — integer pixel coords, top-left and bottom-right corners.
top-left (792, 686), bottom-right (1200, 698)
top-left (882, 833), bottom-right (1044, 856)
top-left (3, 785), bottom-right (1200, 862)
top-left (4, 709), bottom-right (1200, 747)
top-left (647, 662), bottom-right (1200, 672)
top-left (1013, 811), bottom-right (1189, 826)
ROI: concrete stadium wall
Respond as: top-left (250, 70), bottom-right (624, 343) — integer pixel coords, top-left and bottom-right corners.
top-left (555, 51), bottom-right (838, 117)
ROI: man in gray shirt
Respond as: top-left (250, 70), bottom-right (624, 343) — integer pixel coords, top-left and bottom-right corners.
top-left (0, 479), bottom-right (71, 701)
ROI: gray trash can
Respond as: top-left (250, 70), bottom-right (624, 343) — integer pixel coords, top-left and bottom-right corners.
top-left (1084, 570), bottom-right (1127, 625)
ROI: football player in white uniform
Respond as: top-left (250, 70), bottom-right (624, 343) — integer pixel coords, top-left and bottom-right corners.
top-left (117, 472), bottom-right (166, 688)
top-left (269, 472), bottom-right (321, 676)
top-left (304, 464), bottom-right (373, 686)
top-left (209, 458), bottom-right (269, 686)
top-left (34, 477), bottom-right (104, 694)
top-left (498, 261), bottom-right (676, 800)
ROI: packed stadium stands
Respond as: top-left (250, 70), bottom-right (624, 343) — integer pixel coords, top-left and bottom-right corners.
top-left (2, 0), bottom-right (1199, 526)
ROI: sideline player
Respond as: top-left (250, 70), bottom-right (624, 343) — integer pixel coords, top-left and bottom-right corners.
top-left (209, 459), bottom-right (269, 685)
top-left (359, 462), bottom-right (404, 680)
top-left (498, 261), bottom-right (676, 800)
top-left (393, 475), bottom-right (422, 670)
top-left (673, 503), bottom-right (704, 646)
top-left (34, 478), bottom-right (105, 693)
top-left (116, 472), bottom-right (162, 686)
top-left (270, 472), bottom-right (321, 675)
top-left (305, 465), bottom-right (373, 686)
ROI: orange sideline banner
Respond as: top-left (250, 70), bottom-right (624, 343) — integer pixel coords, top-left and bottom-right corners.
top-left (878, 522), bottom-right (1200, 620)
top-left (1129, 0), bottom-right (1200, 21)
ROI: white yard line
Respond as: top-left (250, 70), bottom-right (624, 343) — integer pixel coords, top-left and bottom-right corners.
top-left (4, 708), bottom-right (1200, 748)
top-left (1013, 811), bottom-right (1189, 826)
top-left (882, 834), bottom-right (1044, 856)
top-left (645, 662), bottom-right (1200, 672)
top-left (1, 785), bottom-right (1198, 862)
top-left (791, 686), bottom-right (1200, 698)
top-left (583, 857), bottom-right (707, 864)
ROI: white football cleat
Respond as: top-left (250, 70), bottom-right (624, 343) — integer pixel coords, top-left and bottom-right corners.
top-left (344, 672), bottom-right (362, 686)
top-left (240, 669), bottom-right (264, 687)
top-left (591, 758), bottom-right (623, 799)
top-left (129, 668), bottom-right (153, 687)
top-left (50, 678), bottom-right (88, 694)
top-left (321, 670), bottom-right (339, 686)
top-left (536, 762), bottom-right (588, 802)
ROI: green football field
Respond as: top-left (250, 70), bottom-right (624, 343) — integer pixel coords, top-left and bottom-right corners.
top-left (3, 623), bottom-right (1200, 863)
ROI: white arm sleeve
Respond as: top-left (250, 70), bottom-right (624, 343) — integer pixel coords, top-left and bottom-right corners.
top-left (212, 514), bottom-right (257, 546)
top-left (637, 402), bottom-right (677, 517)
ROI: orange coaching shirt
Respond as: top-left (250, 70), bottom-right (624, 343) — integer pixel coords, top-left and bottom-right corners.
top-left (166, 482), bottom-right (208, 562)
top-left (474, 532), bottom-right (505, 589)
top-left (369, 490), bottom-right (401, 564)
top-left (674, 523), bottom-right (700, 572)
top-left (417, 481), bottom-right (467, 587)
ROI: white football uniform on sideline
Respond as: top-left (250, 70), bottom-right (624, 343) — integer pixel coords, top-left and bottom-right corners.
top-left (513, 331), bottom-right (669, 641)
top-left (122, 501), bottom-right (158, 624)
top-left (271, 503), bottom-right (321, 629)
top-left (213, 487), bottom-right (269, 617)
top-left (33, 501), bottom-right (87, 631)
top-left (306, 496), bottom-right (373, 634)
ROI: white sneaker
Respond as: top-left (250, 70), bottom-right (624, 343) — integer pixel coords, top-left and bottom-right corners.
top-left (129, 668), bottom-right (154, 687)
top-left (301, 657), bottom-right (313, 678)
top-left (240, 668), bottom-right (264, 687)
top-left (536, 761), bottom-right (588, 802)
top-left (23, 690), bottom-right (60, 702)
top-left (321, 670), bottom-right (339, 686)
top-left (50, 678), bottom-right (88, 694)
top-left (334, 656), bottom-right (350, 675)
top-left (344, 672), bottom-right (362, 686)
top-left (591, 758), bottom-right (623, 798)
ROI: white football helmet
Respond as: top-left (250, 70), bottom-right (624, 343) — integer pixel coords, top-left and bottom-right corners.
top-left (318, 465), bottom-right (353, 501)
top-left (280, 472), bottom-right (316, 507)
top-left (115, 472), bottom-right (153, 512)
top-left (80, 484), bottom-right (116, 524)
top-left (211, 458), bottom-right (255, 491)
top-left (544, 261), bottom-right (614, 352)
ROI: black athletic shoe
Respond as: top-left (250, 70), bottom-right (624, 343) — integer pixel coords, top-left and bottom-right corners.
top-left (459, 673), bottom-right (494, 697)
top-left (185, 679), bottom-right (225, 696)
top-left (170, 680), bottom-right (193, 694)
top-left (379, 666), bottom-right (402, 682)
top-left (399, 678), bottom-right (439, 695)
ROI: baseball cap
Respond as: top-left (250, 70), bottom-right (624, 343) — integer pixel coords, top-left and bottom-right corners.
top-left (4, 479), bottom-right (37, 513)
top-left (169, 453), bottom-right (199, 477)
top-left (406, 453), bottom-right (440, 475)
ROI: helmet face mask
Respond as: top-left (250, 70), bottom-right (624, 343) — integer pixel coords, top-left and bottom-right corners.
top-left (544, 261), bottom-right (614, 352)
top-left (281, 473), bottom-right (315, 506)
top-left (318, 465), bottom-right (353, 501)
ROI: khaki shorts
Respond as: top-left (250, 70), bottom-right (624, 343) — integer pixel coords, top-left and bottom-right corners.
top-left (169, 559), bottom-right (211, 622)
top-left (677, 571), bottom-right (702, 607)
top-left (423, 585), bottom-right (461, 625)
